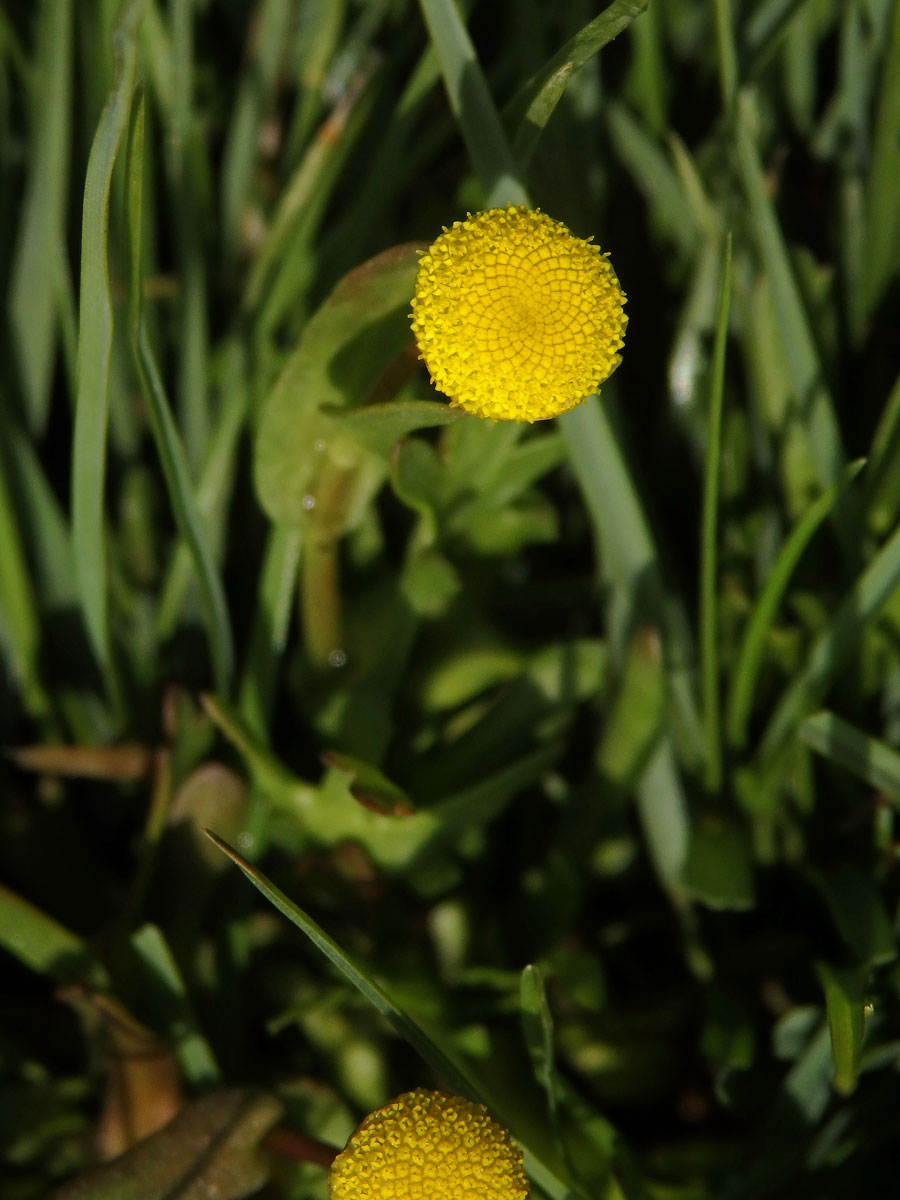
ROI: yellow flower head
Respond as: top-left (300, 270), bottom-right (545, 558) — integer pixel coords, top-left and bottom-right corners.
top-left (329, 1089), bottom-right (529, 1200)
top-left (410, 205), bottom-right (627, 422)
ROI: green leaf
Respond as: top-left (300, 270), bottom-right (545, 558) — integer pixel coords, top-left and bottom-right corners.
top-left (508, 1), bottom-right (651, 161)
top-left (48, 1089), bottom-right (282, 1200)
top-left (809, 866), bottom-right (895, 968)
top-left (417, 0), bottom-right (527, 208)
top-left (757, 512), bottom-right (900, 764)
top-left (0, 883), bottom-right (107, 987)
top-left (127, 90), bottom-right (235, 693)
top-left (8, 0), bottom-right (73, 434)
top-left (71, 0), bottom-right (141, 697)
top-left (326, 398), bottom-right (465, 457)
top-left (734, 90), bottom-right (846, 501)
top-left (726, 460), bottom-right (865, 749)
top-left (254, 243), bottom-right (422, 526)
top-left (130, 925), bottom-right (221, 1088)
top-left (818, 962), bottom-right (867, 1096)
top-left (698, 235), bottom-right (732, 794)
top-left (798, 709), bottom-right (900, 805)
top-left (682, 817), bottom-right (755, 910)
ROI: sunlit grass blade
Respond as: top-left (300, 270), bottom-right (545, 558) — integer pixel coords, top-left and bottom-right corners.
top-left (757, 514), bottom-right (900, 765)
top-left (699, 235), bottom-right (731, 795)
top-left (818, 962), bottom-right (867, 1097)
top-left (727, 460), bottom-right (865, 749)
top-left (71, 1), bottom-right (141, 702)
top-left (798, 710), bottom-right (900, 805)
top-left (8, 0), bottom-right (72, 435)
top-left (0, 882), bottom-right (108, 987)
top-left (735, 91), bottom-right (846, 498)
top-left (507, 0), bottom-right (650, 161)
top-left (417, 0), bottom-right (527, 208)
top-left (204, 831), bottom-right (581, 1200)
top-left (126, 93), bottom-right (234, 694)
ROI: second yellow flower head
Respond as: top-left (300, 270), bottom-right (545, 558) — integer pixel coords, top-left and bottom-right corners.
top-left (410, 205), bottom-right (627, 422)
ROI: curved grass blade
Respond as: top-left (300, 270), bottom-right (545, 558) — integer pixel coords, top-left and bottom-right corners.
top-left (699, 235), bottom-right (731, 794)
top-left (203, 830), bottom-right (580, 1200)
top-left (508, 0), bottom-right (650, 161)
top-left (9, 0), bottom-right (73, 434)
top-left (126, 90), bottom-right (234, 693)
top-left (818, 962), bottom-right (867, 1097)
top-left (757, 507), bottom-right (900, 765)
top-left (726, 459), bottom-right (865, 750)
top-left (735, 91), bottom-right (847, 502)
top-left (417, 0), bottom-right (527, 207)
top-left (71, 1), bottom-right (141, 700)
top-left (798, 710), bottom-right (900, 805)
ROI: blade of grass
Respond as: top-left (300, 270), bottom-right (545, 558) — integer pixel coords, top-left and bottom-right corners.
top-left (204, 830), bottom-right (581, 1200)
top-left (734, 91), bottom-right (847, 500)
top-left (220, 0), bottom-right (292, 265)
top-left (0, 882), bottom-right (108, 987)
top-left (699, 235), bottom-right (732, 795)
top-left (237, 524), bottom-right (302, 736)
top-left (71, 0), bottom-right (141, 704)
top-left (8, 0), bottom-right (72, 435)
top-left (131, 924), bottom-right (221, 1087)
top-left (508, 0), bottom-right (650, 161)
top-left (0, 440), bottom-right (49, 718)
top-left (863, 0), bottom-right (900, 315)
top-left (818, 962), bottom-right (866, 1097)
top-left (798, 709), bottom-right (900, 805)
top-left (155, 337), bottom-right (248, 646)
top-left (726, 459), bottom-right (865, 749)
top-left (417, 0), bottom-right (527, 207)
top-left (168, 0), bottom-right (209, 472)
top-left (713, 0), bottom-right (738, 107)
top-left (757, 513), bottom-right (900, 765)
top-left (126, 91), bottom-right (234, 693)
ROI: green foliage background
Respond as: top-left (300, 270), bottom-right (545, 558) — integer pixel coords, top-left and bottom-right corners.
top-left (3, 0), bottom-right (900, 1197)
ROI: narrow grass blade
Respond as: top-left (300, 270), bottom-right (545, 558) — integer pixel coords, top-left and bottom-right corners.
top-left (712, 0), bottom-right (738, 107)
top-left (757, 513), bottom-right (900, 764)
top-left (0, 882), bottom-right (108, 987)
top-left (508, 0), bottom-right (650, 160)
top-left (699, 236), bottom-right (731, 794)
top-left (237, 524), bottom-right (303, 736)
top-left (127, 90), bottom-right (234, 693)
top-left (417, 0), bottom-right (527, 207)
top-left (727, 460), bottom-right (865, 749)
top-left (131, 924), bottom-right (221, 1087)
top-left (221, 0), bottom-right (292, 263)
top-left (71, 2), bottom-right (140, 697)
top-left (863, 0), bottom-right (900, 315)
top-left (169, 0), bottom-right (209, 472)
top-left (818, 962), bottom-right (867, 1096)
top-left (8, 0), bottom-right (72, 434)
top-left (734, 91), bottom-right (846, 497)
top-left (798, 710), bottom-right (900, 805)
top-left (204, 831), bottom-right (580, 1200)
top-left (0, 447), bottom-right (48, 717)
